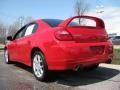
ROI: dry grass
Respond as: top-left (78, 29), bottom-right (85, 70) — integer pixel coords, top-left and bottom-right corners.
top-left (112, 48), bottom-right (120, 65)
top-left (0, 44), bottom-right (4, 50)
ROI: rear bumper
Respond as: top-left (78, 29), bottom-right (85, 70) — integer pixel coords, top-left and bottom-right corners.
top-left (45, 41), bottom-right (113, 70)
top-left (48, 55), bottom-right (113, 70)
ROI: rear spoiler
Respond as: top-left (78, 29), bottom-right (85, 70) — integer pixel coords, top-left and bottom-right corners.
top-left (59, 16), bottom-right (105, 28)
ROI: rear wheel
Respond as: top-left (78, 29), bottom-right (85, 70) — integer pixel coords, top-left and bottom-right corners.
top-left (32, 51), bottom-right (48, 81)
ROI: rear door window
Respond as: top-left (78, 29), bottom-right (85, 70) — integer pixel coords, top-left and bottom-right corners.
top-left (24, 23), bottom-right (38, 36)
top-left (13, 23), bottom-right (38, 40)
top-left (24, 24), bottom-right (35, 36)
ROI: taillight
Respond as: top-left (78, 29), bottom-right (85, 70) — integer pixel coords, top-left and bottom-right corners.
top-left (55, 30), bottom-right (73, 41)
top-left (103, 35), bottom-right (109, 41)
top-left (98, 35), bottom-right (109, 42)
top-left (106, 45), bottom-right (113, 54)
top-left (108, 45), bottom-right (113, 54)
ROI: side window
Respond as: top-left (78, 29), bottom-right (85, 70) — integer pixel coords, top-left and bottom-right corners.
top-left (15, 30), bottom-right (24, 39)
top-left (13, 23), bottom-right (37, 40)
top-left (24, 24), bottom-right (36, 36)
top-left (14, 26), bottom-right (26, 40)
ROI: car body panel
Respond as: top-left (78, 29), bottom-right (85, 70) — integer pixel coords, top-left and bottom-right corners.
top-left (44, 40), bottom-right (113, 70)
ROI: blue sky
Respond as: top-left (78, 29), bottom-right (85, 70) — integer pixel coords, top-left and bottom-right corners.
top-left (0, 0), bottom-right (119, 23)
top-left (0, 0), bottom-right (120, 34)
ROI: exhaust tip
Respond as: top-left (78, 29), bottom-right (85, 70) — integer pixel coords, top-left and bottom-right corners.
top-left (73, 65), bottom-right (81, 71)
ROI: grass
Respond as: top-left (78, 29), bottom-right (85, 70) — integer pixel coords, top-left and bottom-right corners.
top-left (112, 48), bottom-right (120, 65)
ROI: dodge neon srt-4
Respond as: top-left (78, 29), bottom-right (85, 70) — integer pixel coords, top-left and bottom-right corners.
top-left (4, 16), bottom-right (113, 81)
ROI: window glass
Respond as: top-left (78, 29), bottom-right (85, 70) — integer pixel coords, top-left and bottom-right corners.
top-left (42, 19), bottom-right (63, 27)
top-left (24, 24), bottom-right (35, 36)
top-left (69, 18), bottom-right (96, 27)
top-left (15, 31), bottom-right (24, 39)
top-left (14, 26), bottom-right (26, 39)
top-left (114, 36), bottom-right (120, 40)
top-left (68, 21), bottom-right (80, 26)
top-left (42, 19), bottom-right (80, 27)
top-left (13, 23), bottom-right (37, 40)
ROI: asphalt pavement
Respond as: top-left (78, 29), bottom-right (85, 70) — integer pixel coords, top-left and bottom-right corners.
top-left (0, 51), bottom-right (120, 90)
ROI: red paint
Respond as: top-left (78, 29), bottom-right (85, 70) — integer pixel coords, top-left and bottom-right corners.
top-left (5, 16), bottom-right (113, 70)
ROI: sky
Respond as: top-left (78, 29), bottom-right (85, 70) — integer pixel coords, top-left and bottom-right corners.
top-left (0, 0), bottom-right (120, 34)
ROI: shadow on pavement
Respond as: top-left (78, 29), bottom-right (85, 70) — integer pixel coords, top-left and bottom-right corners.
top-left (13, 62), bottom-right (33, 73)
top-left (13, 63), bottom-right (120, 86)
top-left (55, 67), bottom-right (120, 86)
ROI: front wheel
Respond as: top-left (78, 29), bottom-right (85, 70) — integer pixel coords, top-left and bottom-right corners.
top-left (4, 49), bottom-right (11, 64)
top-left (32, 51), bottom-right (48, 81)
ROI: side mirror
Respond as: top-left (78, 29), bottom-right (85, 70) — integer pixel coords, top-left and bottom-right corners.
top-left (7, 36), bottom-right (13, 41)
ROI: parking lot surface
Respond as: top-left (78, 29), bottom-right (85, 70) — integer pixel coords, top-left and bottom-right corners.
top-left (0, 51), bottom-right (120, 90)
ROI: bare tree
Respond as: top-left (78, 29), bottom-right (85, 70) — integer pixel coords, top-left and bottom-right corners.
top-left (18, 16), bottom-right (34, 28)
top-left (8, 16), bottom-right (34, 37)
top-left (0, 17), bottom-right (33, 44)
top-left (8, 19), bottom-right (21, 36)
top-left (0, 20), bottom-right (6, 44)
top-left (74, 0), bottom-right (89, 24)
top-left (24, 16), bottom-right (34, 24)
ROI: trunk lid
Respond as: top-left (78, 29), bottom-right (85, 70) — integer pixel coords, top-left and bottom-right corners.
top-left (58, 16), bottom-right (108, 58)
top-left (66, 26), bottom-right (108, 43)
top-left (59, 16), bottom-right (108, 43)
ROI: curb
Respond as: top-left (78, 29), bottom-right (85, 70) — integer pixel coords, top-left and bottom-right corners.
top-left (100, 63), bottom-right (120, 70)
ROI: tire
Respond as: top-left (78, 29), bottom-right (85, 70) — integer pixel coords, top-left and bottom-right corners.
top-left (4, 49), bottom-right (11, 64)
top-left (84, 64), bottom-right (99, 71)
top-left (32, 51), bottom-right (48, 81)
top-left (105, 59), bottom-right (112, 64)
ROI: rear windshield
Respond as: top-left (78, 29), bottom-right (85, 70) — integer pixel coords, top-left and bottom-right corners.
top-left (42, 19), bottom-right (79, 27)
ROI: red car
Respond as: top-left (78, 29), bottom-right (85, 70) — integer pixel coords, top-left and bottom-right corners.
top-left (4, 16), bottom-right (113, 81)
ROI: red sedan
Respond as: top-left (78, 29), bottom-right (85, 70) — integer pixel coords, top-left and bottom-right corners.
top-left (4, 16), bottom-right (113, 81)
